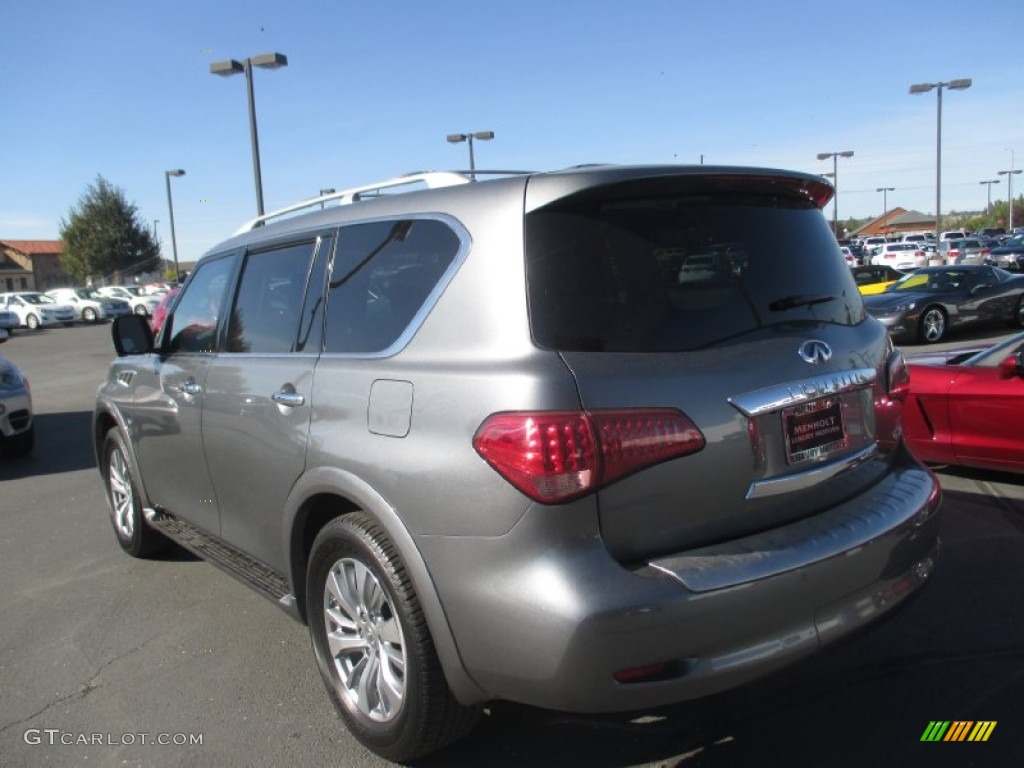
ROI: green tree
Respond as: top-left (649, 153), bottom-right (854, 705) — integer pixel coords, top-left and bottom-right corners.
top-left (59, 176), bottom-right (160, 283)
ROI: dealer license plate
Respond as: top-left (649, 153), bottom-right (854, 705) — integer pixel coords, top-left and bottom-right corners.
top-left (783, 397), bottom-right (848, 464)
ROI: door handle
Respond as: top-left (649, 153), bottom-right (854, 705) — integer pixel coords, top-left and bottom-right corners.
top-left (181, 380), bottom-right (202, 396)
top-left (271, 391), bottom-right (305, 407)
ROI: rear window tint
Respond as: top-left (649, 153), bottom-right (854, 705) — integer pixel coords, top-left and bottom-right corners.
top-left (525, 187), bottom-right (864, 352)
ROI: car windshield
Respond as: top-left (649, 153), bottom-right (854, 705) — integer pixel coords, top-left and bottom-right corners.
top-left (1004, 235), bottom-right (1024, 248)
top-left (20, 294), bottom-right (54, 304)
top-left (888, 270), bottom-right (971, 293)
top-left (76, 289), bottom-right (102, 299)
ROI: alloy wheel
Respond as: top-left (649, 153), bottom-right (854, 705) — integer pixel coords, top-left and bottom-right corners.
top-left (921, 308), bottom-right (945, 342)
top-left (323, 557), bottom-right (406, 723)
top-left (108, 447), bottom-right (135, 539)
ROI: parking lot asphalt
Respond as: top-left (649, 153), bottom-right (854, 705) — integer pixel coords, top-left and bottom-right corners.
top-left (0, 322), bottom-right (1021, 767)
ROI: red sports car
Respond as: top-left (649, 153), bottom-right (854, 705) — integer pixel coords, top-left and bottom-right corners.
top-left (903, 332), bottom-right (1024, 473)
top-left (149, 287), bottom-right (179, 336)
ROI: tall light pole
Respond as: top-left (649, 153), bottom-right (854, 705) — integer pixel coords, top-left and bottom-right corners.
top-left (998, 148), bottom-right (1019, 231)
top-left (165, 170), bottom-right (185, 283)
top-left (908, 78), bottom-right (972, 241)
top-left (876, 186), bottom-right (895, 233)
top-left (210, 52), bottom-right (289, 216)
top-left (817, 150), bottom-right (854, 236)
top-left (446, 131), bottom-right (495, 180)
top-left (979, 179), bottom-right (1000, 211)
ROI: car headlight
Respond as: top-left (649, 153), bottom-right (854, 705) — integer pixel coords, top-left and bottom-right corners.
top-left (0, 368), bottom-right (25, 391)
top-left (892, 301), bottom-right (917, 313)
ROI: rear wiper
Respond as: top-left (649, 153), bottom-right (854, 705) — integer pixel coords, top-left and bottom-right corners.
top-left (769, 294), bottom-right (837, 312)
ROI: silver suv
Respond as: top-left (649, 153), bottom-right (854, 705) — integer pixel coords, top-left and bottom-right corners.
top-left (95, 165), bottom-right (941, 761)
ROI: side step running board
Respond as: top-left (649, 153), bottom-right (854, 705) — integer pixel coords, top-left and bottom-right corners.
top-left (146, 509), bottom-right (301, 621)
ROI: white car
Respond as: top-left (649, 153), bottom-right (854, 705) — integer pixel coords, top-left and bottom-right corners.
top-left (870, 242), bottom-right (927, 270)
top-left (95, 286), bottom-right (162, 316)
top-left (46, 288), bottom-right (132, 323)
top-left (0, 292), bottom-right (76, 329)
top-left (0, 330), bottom-right (33, 457)
top-left (840, 246), bottom-right (856, 266)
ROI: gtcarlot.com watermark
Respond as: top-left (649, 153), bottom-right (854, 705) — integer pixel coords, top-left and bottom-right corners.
top-left (24, 729), bottom-right (203, 747)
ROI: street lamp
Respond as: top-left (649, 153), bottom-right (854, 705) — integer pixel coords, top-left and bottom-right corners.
top-left (979, 179), bottom-right (1000, 211)
top-left (816, 150), bottom-right (854, 236)
top-left (165, 170), bottom-right (185, 283)
top-left (446, 131), bottom-right (495, 180)
top-left (908, 78), bottom-right (972, 241)
top-left (998, 148), bottom-right (1020, 231)
top-left (319, 187), bottom-right (335, 211)
top-left (210, 52), bottom-right (289, 216)
top-left (876, 187), bottom-right (895, 234)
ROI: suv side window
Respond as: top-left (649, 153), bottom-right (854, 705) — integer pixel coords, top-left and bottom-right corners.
top-left (323, 218), bottom-right (460, 354)
top-left (227, 239), bottom-right (324, 354)
top-left (167, 254), bottom-right (238, 353)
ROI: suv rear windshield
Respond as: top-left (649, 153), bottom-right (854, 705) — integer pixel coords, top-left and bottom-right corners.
top-left (525, 183), bottom-right (864, 352)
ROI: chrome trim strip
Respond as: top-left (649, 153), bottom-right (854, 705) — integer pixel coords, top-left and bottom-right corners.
top-left (744, 444), bottom-right (879, 499)
top-left (728, 367), bottom-right (877, 417)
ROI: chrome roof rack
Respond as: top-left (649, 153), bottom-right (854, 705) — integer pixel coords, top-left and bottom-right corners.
top-left (233, 171), bottom-right (476, 234)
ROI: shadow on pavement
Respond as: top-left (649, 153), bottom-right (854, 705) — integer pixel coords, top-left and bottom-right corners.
top-left (0, 410), bottom-right (95, 480)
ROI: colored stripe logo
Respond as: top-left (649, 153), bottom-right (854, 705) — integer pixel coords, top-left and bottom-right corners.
top-left (921, 721), bottom-right (996, 742)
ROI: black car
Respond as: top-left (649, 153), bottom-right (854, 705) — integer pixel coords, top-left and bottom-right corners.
top-left (990, 234), bottom-right (1024, 271)
top-left (863, 264), bottom-right (1024, 343)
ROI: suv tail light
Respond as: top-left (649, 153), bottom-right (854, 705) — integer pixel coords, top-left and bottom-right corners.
top-left (473, 409), bottom-right (705, 504)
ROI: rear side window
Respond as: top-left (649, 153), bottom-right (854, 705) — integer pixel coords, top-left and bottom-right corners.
top-left (226, 239), bottom-right (324, 354)
top-left (323, 218), bottom-right (460, 354)
top-left (525, 184), bottom-right (864, 352)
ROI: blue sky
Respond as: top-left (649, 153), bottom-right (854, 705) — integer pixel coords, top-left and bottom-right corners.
top-left (3, 0), bottom-right (1022, 265)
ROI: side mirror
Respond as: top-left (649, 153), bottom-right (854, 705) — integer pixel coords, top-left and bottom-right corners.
top-left (998, 350), bottom-right (1024, 379)
top-left (112, 314), bottom-right (154, 356)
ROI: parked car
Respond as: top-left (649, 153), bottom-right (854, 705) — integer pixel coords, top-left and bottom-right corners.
top-left (95, 165), bottom-right (940, 761)
top-left (870, 242), bottom-right (927, 270)
top-left (863, 264), bottom-right (1024, 343)
top-left (851, 264), bottom-right (907, 295)
top-left (900, 233), bottom-right (929, 243)
top-left (902, 332), bottom-right (1024, 473)
top-left (938, 238), bottom-right (990, 266)
top-left (975, 227), bottom-right (1006, 239)
top-left (0, 331), bottom-right (33, 457)
top-left (0, 307), bottom-right (18, 331)
top-left (95, 286), bottom-right (162, 316)
top-left (46, 287), bottom-right (132, 323)
top-left (940, 230), bottom-right (968, 241)
top-left (148, 287), bottom-right (179, 335)
top-left (840, 245), bottom-right (856, 266)
top-left (990, 234), bottom-right (1024, 271)
top-left (0, 292), bottom-right (75, 329)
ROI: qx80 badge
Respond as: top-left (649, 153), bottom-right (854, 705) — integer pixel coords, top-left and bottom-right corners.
top-left (799, 340), bottom-right (833, 364)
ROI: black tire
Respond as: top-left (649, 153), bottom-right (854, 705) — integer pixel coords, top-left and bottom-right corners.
top-left (83, 307), bottom-right (97, 323)
top-left (1, 425), bottom-right (34, 458)
top-left (307, 514), bottom-right (481, 762)
top-left (102, 429), bottom-right (167, 557)
top-left (918, 306), bottom-right (947, 344)
top-left (25, 313), bottom-right (39, 330)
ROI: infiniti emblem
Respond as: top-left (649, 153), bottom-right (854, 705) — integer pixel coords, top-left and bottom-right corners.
top-left (799, 340), bottom-right (833, 364)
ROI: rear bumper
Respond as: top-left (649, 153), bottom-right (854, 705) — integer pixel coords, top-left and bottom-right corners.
top-left (421, 447), bottom-right (940, 712)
